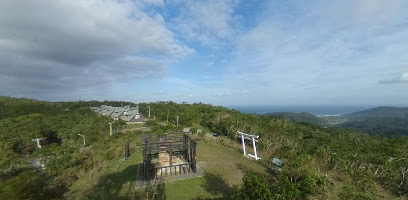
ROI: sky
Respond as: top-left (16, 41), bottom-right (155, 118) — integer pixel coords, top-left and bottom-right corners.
top-left (0, 0), bottom-right (408, 106)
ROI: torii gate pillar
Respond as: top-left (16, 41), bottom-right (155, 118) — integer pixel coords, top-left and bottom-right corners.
top-left (241, 135), bottom-right (246, 155)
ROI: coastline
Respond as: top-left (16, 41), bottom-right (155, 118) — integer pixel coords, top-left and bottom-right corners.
top-left (226, 105), bottom-right (373, 116)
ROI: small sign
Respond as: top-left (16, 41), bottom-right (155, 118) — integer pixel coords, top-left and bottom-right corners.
top-left (272, 157), bottom-right (283, 167)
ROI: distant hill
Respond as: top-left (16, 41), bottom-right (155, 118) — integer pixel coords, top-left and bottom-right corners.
top-left (342, 106), bottom-right (408, 121)
top-left (266, 106), bottom-right (408, 137)
top-left (265, 112), bottom-right (327, 125)
top-left (330, 106), bottom-right (408, 136)
top-left (339, 117), bottom-right (408, 136)
top-left (0, 96), bottom-right (63, 120)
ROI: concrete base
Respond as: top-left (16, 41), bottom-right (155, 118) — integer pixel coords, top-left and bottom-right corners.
top-left (243, 154), bottom-right (261, 160)
top-left (247, 154), bottom-right (261, 160)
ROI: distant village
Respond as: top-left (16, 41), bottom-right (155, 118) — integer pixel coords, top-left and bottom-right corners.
top-left (90, 105), bottom-right (145, 124)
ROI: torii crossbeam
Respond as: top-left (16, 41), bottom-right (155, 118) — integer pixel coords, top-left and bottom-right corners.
top-left (237, 131), bottom-right (261, 160)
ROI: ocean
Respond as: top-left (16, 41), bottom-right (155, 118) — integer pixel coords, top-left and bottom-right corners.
top-left (225, 105), bottom-right (373, 116)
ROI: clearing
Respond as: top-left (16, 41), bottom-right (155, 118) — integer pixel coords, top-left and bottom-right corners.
top-left (66, 134), bottom-right (266, 200)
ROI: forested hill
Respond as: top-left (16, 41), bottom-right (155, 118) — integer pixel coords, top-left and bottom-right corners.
top-left (0, 96), bottom-right (137, 120)
top-left (265, 112), bottom-right (327, 125)
top-left (0, 96), bottom-right (63, 120)
top-left (0, 97), bottom-right (407, 199)
top-left (342, 106), bottom-right (408, 121)
top-left (339, 117), bottom-right (408, 137)
top-left (266, 106), bottom-right (408, 137)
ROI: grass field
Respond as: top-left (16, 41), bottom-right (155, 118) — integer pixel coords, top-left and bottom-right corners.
top-left (66, 133), bottom-right (267, 200)
top-left (164, 141), bottom-right (266, 199)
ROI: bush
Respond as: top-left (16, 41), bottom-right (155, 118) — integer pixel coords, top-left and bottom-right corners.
top-left (232, 173), bottom-right (272, 200)
top-left (233, 171), bottom-right (326, 200)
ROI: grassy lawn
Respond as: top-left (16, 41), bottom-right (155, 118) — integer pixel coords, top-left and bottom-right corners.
top-left (164, 141), bottom-right (266, 200)
top-left (123, 124), bottom-right (151, 133)
top-left (66, 135), bottom-right (267, 200)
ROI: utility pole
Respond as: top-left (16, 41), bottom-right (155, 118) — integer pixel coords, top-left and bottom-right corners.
top-left (147, 105), bottom-right (151, 119)
top-left (78, 134), bottom-right (86, 146)
top-left (167, 110), bottom-right (169, 122)
top-left (108, 122), bottom-right (113, 136)
top-left (176, 116), bottom-right (179, 127)
top-left (124, 142), bottom-right (130, 160)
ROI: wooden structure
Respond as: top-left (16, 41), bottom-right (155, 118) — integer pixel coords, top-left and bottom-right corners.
top-left (140, 133), bottom-right (197, 179)
top-left (237, 131), bottom-right (261, 160)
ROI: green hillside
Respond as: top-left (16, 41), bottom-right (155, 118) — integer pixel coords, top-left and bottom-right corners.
top-left (342, 106), bottom-right (408, 121)
top-left (271, 106), bottom-right (408, 137)
top-left (265, 112), bottom-right (327, 125)
top-left (334, 107), bottom-right (408, 136)
top-left (0, 97), bottom-right (407, 199)
top-left (340, 117), bottom-right (408, 137)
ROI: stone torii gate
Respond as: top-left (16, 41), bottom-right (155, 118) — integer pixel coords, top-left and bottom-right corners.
top-left (237, 131), bottom-right (261, 160)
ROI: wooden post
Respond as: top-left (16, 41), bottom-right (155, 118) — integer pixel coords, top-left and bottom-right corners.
top-left (143, 138), bottom-right (147, 178)
top-left (142, 147), bottom-right (146, 178)
top-left (183, 134), bottom-right (188, 160)
top-left (124, 142), bottom-right (129, 160)
top-left (169, 142), bottom-right (172, 174)
top-left (193, 141), bottom-right (197, 173)
top-left (189, 141), bottom-right (193, 171)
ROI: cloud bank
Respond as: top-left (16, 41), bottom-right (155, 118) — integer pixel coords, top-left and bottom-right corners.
top-left (0, 0), bottom-right (191, 100)
top-left (1, 0), bottom-right (407, 106)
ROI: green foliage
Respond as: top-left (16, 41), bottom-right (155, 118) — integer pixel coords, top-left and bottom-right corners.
top-left (190, 127), bottom-right (197, 134)
top-left (266, 112), bottom-right (328, 125)
top-left (233, 172), bottom-right (327, 200)
top-left (0, 97), bottom-right (115, 199)
top-left (342, 106), bottom-right (408, 121)
top-left (0, 170), bottom-right (67, 200)
top-left (339, 185), bottom-right (379, 200)
top-left (0, 97), bottom-right (407, 199)
top-left (233, 173), bottom-right (272, 200)
top-left (340, 117), bottom-right (408, 136)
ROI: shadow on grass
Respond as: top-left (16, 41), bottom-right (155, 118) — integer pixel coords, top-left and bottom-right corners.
top-left (131, 181), bottom-right (166, 200)
top-left (85, 164), bottom-right (140, 200)
top-left (236, 163), bottom-right (256, 175)
top-left (237, 158), bottom-right (281, 177)
top-left (195, 172), bottom-right (233, 200)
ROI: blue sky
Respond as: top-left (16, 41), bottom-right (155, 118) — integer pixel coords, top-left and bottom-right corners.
top-left (0, 0), bottom-right (407, 106)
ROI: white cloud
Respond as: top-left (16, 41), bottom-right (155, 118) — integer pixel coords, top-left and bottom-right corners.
top-left (206, 61), bottom-right (214, 67)
top-left (169, 0), bottom-right (238, 46)
top-left (0, 0), bottom-right (192, 100)
top-left (404, 73), bottom-right (408, 80)
top-left (223, 0), bottom-right (408, 105)
top-left (379, 72), bottom-right (408, 84)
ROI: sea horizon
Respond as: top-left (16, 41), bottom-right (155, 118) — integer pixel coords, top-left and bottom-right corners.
top-left (225, 105), bottom-right (375, 116)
